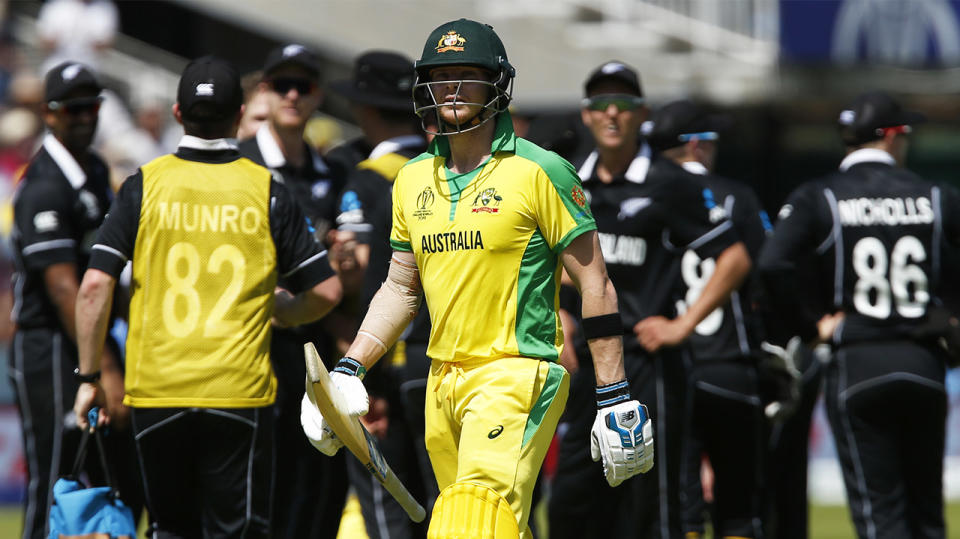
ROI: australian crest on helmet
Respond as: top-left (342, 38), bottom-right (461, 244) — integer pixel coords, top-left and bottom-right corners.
top-left (437, 31), bottom-right (466, 53)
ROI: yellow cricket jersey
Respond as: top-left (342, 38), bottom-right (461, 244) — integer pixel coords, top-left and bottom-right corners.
top-left (124, 154), bottom-right (278, 407)
top-left (390, 112), bottom-right (596, 363)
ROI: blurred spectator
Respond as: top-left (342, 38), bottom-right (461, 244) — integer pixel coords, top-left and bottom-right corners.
top-left (0, 20), bottom-right (20, 105)
top-left (9, 70), bottom-right (44, 114)
top-left (94, 90), bottom-right (167, 192)
top-left (304, 115), bottom-right (343, 155)
top-left (0, 107), bottom-right (40, 231)
top-left (36, 0), bottom-right (118, 74)
top-left (134, 100), bottom-right (171, 151)
top-left (0, 108), bottom-right (40, 183)
top-left (238, 70), bottom-right (269, 140)
top-left (0, 105), bottom-right (32, 345)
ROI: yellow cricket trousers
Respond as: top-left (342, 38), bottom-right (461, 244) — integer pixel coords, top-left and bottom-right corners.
top-left (425, 356), bottom-right (569, 537)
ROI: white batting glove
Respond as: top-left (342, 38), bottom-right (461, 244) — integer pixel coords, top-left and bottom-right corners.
top-left (300, 358), bottom-right (370, 456)
top-left (300, 391), bottom-right (343, 456)
top-left (590, 399), bottom-right (654, 487)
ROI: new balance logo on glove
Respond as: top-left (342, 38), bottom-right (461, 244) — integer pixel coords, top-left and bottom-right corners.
top-left (591, 399), bottom-right (655, 486)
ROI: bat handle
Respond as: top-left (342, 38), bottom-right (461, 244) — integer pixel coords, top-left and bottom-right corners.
top-left (382, 466), bottom-right (427, 522)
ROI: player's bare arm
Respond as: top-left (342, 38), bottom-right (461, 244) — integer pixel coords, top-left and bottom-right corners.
top-left (72, 267), bottom-right (116, 430)
top-left (560, 230), bottom-right (625, 385)
top-left (273, 274), bottom-right (343, 328)
top-left (562, 229), bottom-right (654, 485)
top-left (43, 261), bottom-right (81, 344)
top-left (301, 249), bottom-right (421, 455)
top-left (637, 240), bottom-right (751, 352)
top-left (557, 307), bottom-right (580, 374)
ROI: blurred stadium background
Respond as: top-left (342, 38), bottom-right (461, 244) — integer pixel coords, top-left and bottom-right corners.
top-left (0, 0), bottom-right (959, 537)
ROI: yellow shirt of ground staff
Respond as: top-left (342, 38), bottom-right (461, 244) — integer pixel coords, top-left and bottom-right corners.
top-left (390, 112), bottom-right (595, 363)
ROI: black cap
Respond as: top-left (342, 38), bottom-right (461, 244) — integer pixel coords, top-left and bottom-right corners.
top-left (584, 61), bottom-right (642, 97)
top-left (838, 91), bottom-right (926, 145)
top-left (642, 99), bottom-right (732, 152)
top-left (263, 43), bottom-right (321, 79)
top-left (44, 62), bottom-right (102, 103)
top-left (330, 51), bottom-right (414, 112)
top-left (176, 56), bottom-right (243, 122)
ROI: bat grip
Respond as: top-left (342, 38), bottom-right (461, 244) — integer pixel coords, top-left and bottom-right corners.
top-left (382, 467), bottom-right (427, 522)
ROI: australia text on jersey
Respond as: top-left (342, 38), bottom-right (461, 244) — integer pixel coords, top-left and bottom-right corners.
top-left (420, 230), bottom-right (484, 254)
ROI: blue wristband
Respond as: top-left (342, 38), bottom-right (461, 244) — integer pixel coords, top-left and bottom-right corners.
top-left (333, 357), bottom-right (367, 380)
top-left (596, 380), bottom-right (630, 408)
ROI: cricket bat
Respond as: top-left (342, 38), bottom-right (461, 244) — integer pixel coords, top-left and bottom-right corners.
top-left (303, 342), bottom-right (426, 523)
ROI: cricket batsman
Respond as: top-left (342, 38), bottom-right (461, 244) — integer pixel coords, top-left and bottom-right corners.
top-left (301, 19), bottom-right (654, 537)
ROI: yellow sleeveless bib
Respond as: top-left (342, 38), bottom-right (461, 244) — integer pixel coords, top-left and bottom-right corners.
top-left (124, 154), bottom-right (278, 408)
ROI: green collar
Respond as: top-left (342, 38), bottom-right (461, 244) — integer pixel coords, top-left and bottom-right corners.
top-left (427, 111), bottom-right (517, 158)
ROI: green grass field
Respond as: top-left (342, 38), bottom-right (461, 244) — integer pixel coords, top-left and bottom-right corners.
top-left (3, 502), bottom-right (959, 538)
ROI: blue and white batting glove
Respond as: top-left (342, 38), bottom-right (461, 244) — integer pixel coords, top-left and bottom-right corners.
top-left (300, 357), bottom-right (370, 456)
top-left (590, 381), bottom-right (654, 486)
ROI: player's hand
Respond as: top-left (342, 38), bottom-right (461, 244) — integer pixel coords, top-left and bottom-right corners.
top-left (360, 396), bottom-right (389, 439)
top-left (300, 358), bottom-right (370, 456)
top-left (590, 400), bottom-right (654, 486)
top-left (74, 381), bottom-right (108, 432)
top-left (330, 357), bottom-right (370, 416)
top-left (272, 287), bottom-right (294, 328)
top-left (817, 311), bottom-right (844, 343)
top-left (328, 229), bottom-right (364, 294)
top-left (759, 336), bottom-right (803, 421)
top-left (635, 315), bottom-right (692, 352)
top-left (300, 390), bottom-right (344, 456)
top-left (330, 371), bottom-right (370, 416)
top-left (100, 345), bottom-right (130, 430)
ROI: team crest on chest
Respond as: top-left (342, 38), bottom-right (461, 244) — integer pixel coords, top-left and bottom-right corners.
top-left (471, 187), bottom-right (502, 213)
top-left (414, 186), bottom-right (436, 221)
top-left (436, 31), bottom-right (466, 53)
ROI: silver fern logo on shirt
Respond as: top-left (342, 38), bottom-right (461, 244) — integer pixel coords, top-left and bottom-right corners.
top-left (618, 197), bottom-right (651, 220)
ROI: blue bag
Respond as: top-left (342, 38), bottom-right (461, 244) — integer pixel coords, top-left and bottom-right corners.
top-left (48, 408), bottom-right (137, 539)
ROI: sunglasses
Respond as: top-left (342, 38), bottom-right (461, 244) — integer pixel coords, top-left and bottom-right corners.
top-left (49, 96), bottom-right (103, 115)
top-left (677, 131), bottom-right (719, 142)
top-left (582, 94), bottom-right (645, 112)
top-left (268, 77), bottom-right (317, 95)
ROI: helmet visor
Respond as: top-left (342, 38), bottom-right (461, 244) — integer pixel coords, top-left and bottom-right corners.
top-left (413, 73), bottom-right (512, 136)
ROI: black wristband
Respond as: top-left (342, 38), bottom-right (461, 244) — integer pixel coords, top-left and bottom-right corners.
top-left (332, 357), bottom-right (367, 380)
top-left (73, 368), bottom-right (101, 384)
top-left (581, 313), bottom-right (622, 340)
top-left (596, 379), bottom-right (631, 408)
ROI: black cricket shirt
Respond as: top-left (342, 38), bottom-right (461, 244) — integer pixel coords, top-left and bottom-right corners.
top-left (758, 148), bottom-right (960, 345)
top-left (12, 133), bottom-right (112, 328)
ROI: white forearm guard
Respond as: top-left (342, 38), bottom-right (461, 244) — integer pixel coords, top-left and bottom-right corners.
top-left (356, 254), bottom-right (422, 353)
